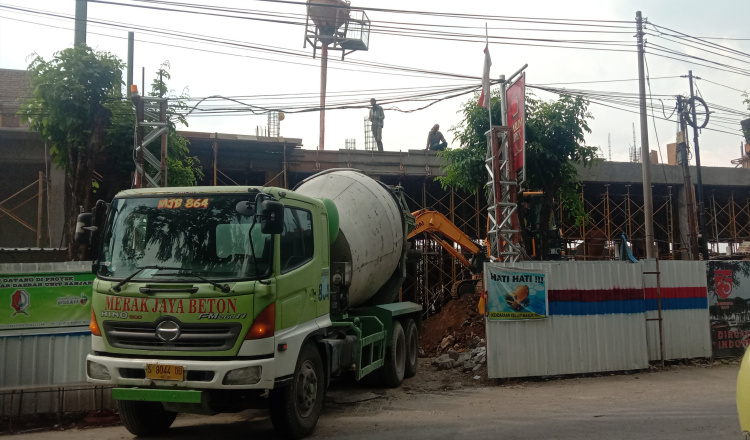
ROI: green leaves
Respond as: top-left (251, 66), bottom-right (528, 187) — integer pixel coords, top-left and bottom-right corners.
top-left (525, 93), bottom-right (598, 226)
top-left (437, 90), bottom-right (503, 193)
top-left (143, 62), bottom-right (202, 187)
top-left (441, 90), bottom-right (599, 257)
top-left (19, 46), bottom-right (125, 174)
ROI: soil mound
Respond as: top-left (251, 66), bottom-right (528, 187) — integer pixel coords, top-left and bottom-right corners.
top-left (419, 292), bottom-right (485, 356)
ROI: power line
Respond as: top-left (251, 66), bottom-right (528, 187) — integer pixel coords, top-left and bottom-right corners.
top-left (0, 7), bottom-right (480, 81)
top-left (531, 76), bottom-right (680, 86)
top-left (698, 78), bottom-right (750, 95)
top-left (647, 21), bottom-right (750, 60)
top-left (78, 0), bottom-right (640, 49)
top-left (644, 53), bottom-right (669, 182)
top-left (116, 0), bottom-right (635, 26)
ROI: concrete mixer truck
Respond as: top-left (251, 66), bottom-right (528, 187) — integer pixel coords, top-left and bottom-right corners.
top-left (77, 169), bottom-right (421, 439)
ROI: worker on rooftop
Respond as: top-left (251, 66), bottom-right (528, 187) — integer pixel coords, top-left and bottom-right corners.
top-left (426, 124), bottom-right (448, 151)
top-left (369, 98), bottom-right (384, 151)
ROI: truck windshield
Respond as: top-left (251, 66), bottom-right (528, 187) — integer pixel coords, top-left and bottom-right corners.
top-left (96, 194), bottom-right (272, 282)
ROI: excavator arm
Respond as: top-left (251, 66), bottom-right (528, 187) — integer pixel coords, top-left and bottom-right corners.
top-left (408, 208), bottom-right (484, 272)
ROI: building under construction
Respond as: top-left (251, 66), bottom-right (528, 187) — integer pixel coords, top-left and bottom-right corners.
top-left (4, 122), bottom-right (750, 308)
top-left (4, 124), bottom-right (750, 312)
top-left (160, 132), bottom-right (750, 315)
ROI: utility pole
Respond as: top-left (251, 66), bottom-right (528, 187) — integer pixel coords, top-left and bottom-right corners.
top-left (636, 11), bottom-right (655, 259)
top-left (676, 96), bottom-right (699, 260)
top-left (319, 44), bottom-right (328, 150)
top-left (74, 0), bottom-right (87, 46)
top-left (688, 70), bottom-right (709, 260)
top-left (127, 32), bottom-right (134, 97)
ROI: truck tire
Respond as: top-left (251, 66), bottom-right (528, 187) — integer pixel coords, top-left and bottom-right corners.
top-left (270, 343), bottom-right (325, 439)
top-left (404, 319), bottom-right (419, 378)
top-left (380, 320), bottom-right (406, 388)
top-left (117, 400), bottom-right (177, 436)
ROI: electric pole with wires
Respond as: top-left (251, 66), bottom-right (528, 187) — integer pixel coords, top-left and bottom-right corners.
top-left (636, 10), bottom-right (655, 259)
top-left (684, 71), bottom-right (711, 260)
top-left (675, 95), bottom-right (699, 260)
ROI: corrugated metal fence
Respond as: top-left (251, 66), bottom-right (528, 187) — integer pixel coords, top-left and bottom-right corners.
top-left (642, 260), bottom-right (711, 361)
top-left (486, 261), bottom-right (711, 379)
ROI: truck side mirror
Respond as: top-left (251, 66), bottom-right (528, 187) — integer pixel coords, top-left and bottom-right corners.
top-left (260, 200), bottom-right (284, 235)
top-left (236, 200), bottom-right (256, 217)
top-left (75, 213), bottom-right (93, 244)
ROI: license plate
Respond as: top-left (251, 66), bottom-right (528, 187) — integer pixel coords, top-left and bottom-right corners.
top-left (145, 364), bottom-right (185, 381)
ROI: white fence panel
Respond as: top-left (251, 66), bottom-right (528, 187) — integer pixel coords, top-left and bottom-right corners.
top-left (486, 261), bottom-right (649, 379)
top-left (642, 260), bottom-right (711, 360)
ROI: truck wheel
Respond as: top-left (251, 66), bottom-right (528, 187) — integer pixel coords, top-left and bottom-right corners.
top-left (270, 343), bottom-right (325, 439)
top-left (404, 319), bottom-right (419, 378)
top-left (117, 400), bottom-right (177, 436)
top-left (380, 320), bottom-right (406, 388)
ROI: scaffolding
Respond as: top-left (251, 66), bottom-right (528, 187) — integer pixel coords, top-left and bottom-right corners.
top-left (707, 190), bottom-right (750, 256)
top-left (132, 94), bottom-right (168, 188)
top-left (388, 178), bottom-right (486, 318)
top-left (561, 184), bottom-right (750, 259)
top-left (267, 112), bottom-right (281, 138)
top-left (0, 172), bottom-right (48, 247)
top-left (363, 117), bottom-right (375, 151)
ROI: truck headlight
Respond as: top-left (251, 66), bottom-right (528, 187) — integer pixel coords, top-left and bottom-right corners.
top-left (87, 360), bottom-right (111, 380)
top-left (223, 366), bottom-right (261, 385)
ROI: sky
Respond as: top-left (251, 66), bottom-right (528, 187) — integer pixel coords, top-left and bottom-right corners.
top-left (0, 0), bottom-right (748, 168)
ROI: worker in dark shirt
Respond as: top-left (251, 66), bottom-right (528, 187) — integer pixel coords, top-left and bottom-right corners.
top-left (426, 124), bottom-right (448, 151)
top-left (369, 98), bottom-right (384, 151)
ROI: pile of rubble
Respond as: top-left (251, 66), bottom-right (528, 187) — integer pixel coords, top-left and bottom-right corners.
top-left (431, 335), bottom-right (487, 374)
top-left (419, 291), bottom-right (485, 355)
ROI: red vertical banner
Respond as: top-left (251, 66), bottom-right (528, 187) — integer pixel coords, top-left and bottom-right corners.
top-left (506, 73), bottom-right (525, 184)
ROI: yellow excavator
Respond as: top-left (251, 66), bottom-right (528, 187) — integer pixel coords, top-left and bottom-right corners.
top-left (407, 208), bottom-right (488, 298)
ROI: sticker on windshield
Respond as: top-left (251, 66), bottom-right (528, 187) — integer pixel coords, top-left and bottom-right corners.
top-left (157, 198), bottom-right (210, 209)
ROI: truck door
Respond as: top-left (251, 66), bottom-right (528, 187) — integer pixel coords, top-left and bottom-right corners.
top-left (275, 205), bottom-right (319, 329)
top-left (317, 212), bottom-right (331, 318)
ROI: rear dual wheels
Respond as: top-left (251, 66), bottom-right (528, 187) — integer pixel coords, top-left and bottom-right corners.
top-left (404, 319), bottom-right (419, 378)
top-left (380, 319), bottom-right (420, 387)
top-left (380, 321), bottom-right (406, 388)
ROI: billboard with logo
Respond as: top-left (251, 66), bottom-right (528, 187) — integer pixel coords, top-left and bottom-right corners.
top-left (706, 261), bottom-right (750, 357)
top-left (0, 272), bottom-right (94, 331)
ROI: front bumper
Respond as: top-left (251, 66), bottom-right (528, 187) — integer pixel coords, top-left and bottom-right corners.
top-left (86, 353), bottom-right (276, 390)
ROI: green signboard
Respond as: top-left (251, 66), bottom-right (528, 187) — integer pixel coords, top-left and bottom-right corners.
top-left (0, 272), bottom-right (94, 331)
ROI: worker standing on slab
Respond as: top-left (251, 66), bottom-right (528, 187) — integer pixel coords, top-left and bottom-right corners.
top-left (426, 124), bottom-right (448, 151)
top-left (369, 98), bottom-right (384, 151)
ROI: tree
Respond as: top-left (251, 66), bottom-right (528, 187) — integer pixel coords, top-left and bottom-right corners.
top-left (145, 63), bottom-right (203, 187)
top-left (19, 46), bottom-right (128, 259)
top-left (438, 90), bottom-right (503, 193)
top-left (20, 49), bottom-right (203, 259)
top-left (88, 65), bottom-right (203, 200)
top-left (440, 91), bottom-right (598, 258)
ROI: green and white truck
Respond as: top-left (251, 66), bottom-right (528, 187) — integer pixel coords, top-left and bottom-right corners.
top-left (79, 169), bottom-right (421, 438)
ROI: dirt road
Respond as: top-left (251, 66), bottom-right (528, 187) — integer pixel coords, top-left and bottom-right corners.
top-left (8, 363), bottom-right (741, 440)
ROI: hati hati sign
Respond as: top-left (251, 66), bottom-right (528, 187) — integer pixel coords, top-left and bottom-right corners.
top-left (484, 264), bottom-right (548, 320)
